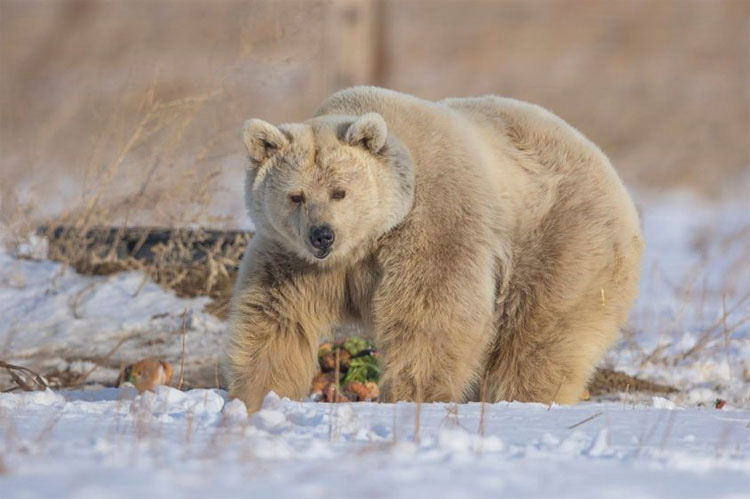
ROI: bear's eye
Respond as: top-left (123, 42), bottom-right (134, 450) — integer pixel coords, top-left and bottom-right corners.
top-left (331, 189), bottom-right (346, 200)
top-left (289, 193), bottom-right (305, 204)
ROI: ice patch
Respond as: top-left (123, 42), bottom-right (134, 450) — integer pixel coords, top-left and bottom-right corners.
top-left (652, 397), bottom-right (679, 410)
top-left (0, 388), bottom-right (64, 409)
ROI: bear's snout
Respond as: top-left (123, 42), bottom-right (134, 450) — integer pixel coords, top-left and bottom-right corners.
top-left (309, 224), bottom-right (335, 254)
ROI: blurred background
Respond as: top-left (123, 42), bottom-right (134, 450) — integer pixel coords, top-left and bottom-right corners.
top-left (1, 0), bottom-right (748, 235)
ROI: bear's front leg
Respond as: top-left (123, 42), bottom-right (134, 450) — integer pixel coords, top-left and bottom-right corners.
top-left (372, 245), bottom-right (497, 403)
top-left (227, 250), bottom-right (343, 412)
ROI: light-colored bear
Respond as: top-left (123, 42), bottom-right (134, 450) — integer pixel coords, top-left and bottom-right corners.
top-left (227, 86), bottom-right (643, 412)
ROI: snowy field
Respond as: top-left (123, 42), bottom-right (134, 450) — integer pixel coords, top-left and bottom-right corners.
top-left (1, 191), bottom-right (749, 498)
top-left (2, 388), bottom-right (748, 498)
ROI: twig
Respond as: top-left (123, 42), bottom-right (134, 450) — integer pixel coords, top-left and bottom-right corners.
top-left (70, 282), bottom-right (100, 319)
top-left (476, 373), bottom-right (489, 455)
top-left (414, 382), bottom-right (423, 445)
top-left (640, 342), bottom-right (672, 367)
top-left (721, 294), bottom-right (732, 381)
top-left (548, 375), bottom-right (566, 410)
top-left (679, 292), bottom-right (750, 360)
top-left (392, 401), bottom-right (398, 443)
top-left (328, 346), bottom-right (341, 442)
top-left (658, 411), bottom-right (678, 452)
top-left (334, 346), bottom-right (340, 401)
top-left (73, 336), bottom-right (131, 386)
top-left (0, 360), bottom-right (48, 391)
top-left (478, 373), bottom-right (488, 438)
top-left (177, 308), bottom-right (188, 390)
top-left (567, 411), bottom-right (603, 430)
top-left (681, 317), bottom-right (748, 361)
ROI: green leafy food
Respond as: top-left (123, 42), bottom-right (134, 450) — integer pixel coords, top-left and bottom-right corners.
top-left (342, 336), bottom-right (370, 356)
top-left (342, 354), bottom-right (380, 384)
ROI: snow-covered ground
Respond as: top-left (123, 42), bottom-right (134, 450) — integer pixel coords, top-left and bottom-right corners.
top-left (2, 388), bottom-right (748, 498)
top-left (612, 192), bottom-right (750, 407)
top-left (0, 243), bottom-right (226, 389)
top-left (1, 191), bottom-right (749, 498)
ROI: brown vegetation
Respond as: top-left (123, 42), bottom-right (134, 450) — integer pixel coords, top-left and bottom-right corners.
top-left (1, 1), bottom-right (748, 247)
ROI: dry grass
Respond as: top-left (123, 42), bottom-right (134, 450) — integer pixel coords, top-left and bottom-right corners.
top-left (0, 360), bottom-right (48, 392)
top-left (587, 369), bottom-right (674, 397)
top-left (608, 205), bottom-right (750, 407)
top-left (630, 221), bottom-right (750, 372)
top-left (38, 225), bottom-right (251, 318)
top-left (1, 0), bottom-right (747, 248)
top-left (178, 308), bottom-right (188, 390)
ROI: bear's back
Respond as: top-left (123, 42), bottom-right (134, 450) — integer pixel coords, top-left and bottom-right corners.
top-left (441, 94), bottom-right (641, 233)
top-left (316, 86), bottom-right (502, 214)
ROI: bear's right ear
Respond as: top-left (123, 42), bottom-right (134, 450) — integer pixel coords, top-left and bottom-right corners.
top-left (242, 118), bottom-right (289, 166)
top-left (345, 113), bottom-right (388, 154)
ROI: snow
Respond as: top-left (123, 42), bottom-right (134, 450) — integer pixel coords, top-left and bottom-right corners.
top-left (0, 247), bottom-right (226, 387)
top-left (610, 191), bottom-right (750, 407)
top-left (1, 191), bottom-right (749, 497)
top-left (1, 388), bottom-right (748, 498)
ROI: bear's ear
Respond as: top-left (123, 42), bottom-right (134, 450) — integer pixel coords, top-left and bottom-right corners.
top-left (242, 118), bottom-right (289, 166)
top-left (345, 112), bottom-right (387, 154)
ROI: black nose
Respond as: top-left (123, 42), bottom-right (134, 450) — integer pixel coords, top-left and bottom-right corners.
top-left (309, 224), bottom-right (335, 250)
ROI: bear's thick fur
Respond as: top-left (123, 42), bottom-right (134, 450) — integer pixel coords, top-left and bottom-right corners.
top-left (227, 86), bottom-right (643, 412)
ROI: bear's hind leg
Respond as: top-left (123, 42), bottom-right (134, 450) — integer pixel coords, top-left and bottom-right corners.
top-left (484, 310), bottom-right (621, 405)
top-left (372, 266), bottom-right (497, 403)
top-left (376, 313), bottom-right (495, 403)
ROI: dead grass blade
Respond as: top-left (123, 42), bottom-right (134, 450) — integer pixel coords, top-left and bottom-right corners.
top-left (72, 336), bottom-right (132, 387)
top-left (567, 411), bottom-right (603, 430)
top-left (548, 375), bottom-right (566, 410)
top-left (177, 308), bottom-right (188, 390)
top-left (0, 361), bottom-right (48, 392)
top-left (678, 292), bottom-right (750, 361)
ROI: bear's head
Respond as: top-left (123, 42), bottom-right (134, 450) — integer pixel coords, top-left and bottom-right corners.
top-left (242, 113), bottom-right (414, 267)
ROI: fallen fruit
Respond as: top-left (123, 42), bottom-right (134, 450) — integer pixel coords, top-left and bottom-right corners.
top-left (319, 348), bottom-right (352, 373)
top-left (311, 371), bottom-right (336, 399)
top-left (365, 381), bottom-right (380, 399)
top-left (118, 358), bottom-right (173, 393)
top-left (310, 336), bottom-right (381, 403)
top-left (324, 382), bottom-right (349, 403)
top-left (345, 381), bottom-right (379, 401)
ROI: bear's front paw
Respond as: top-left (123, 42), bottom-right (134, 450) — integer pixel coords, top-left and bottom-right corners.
top-left (229, 383), bottom-right (266, 413)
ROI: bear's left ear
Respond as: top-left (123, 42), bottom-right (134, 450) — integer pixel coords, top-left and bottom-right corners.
top-left (345, 112), bottom-right (387, 153)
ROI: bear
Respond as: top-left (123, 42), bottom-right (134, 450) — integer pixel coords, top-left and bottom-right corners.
top-left (227, 86), bottom-right (643, 412)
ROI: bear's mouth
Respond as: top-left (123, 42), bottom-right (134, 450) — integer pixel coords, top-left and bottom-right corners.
top-left (312, 248), bottom-right (331, 260)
